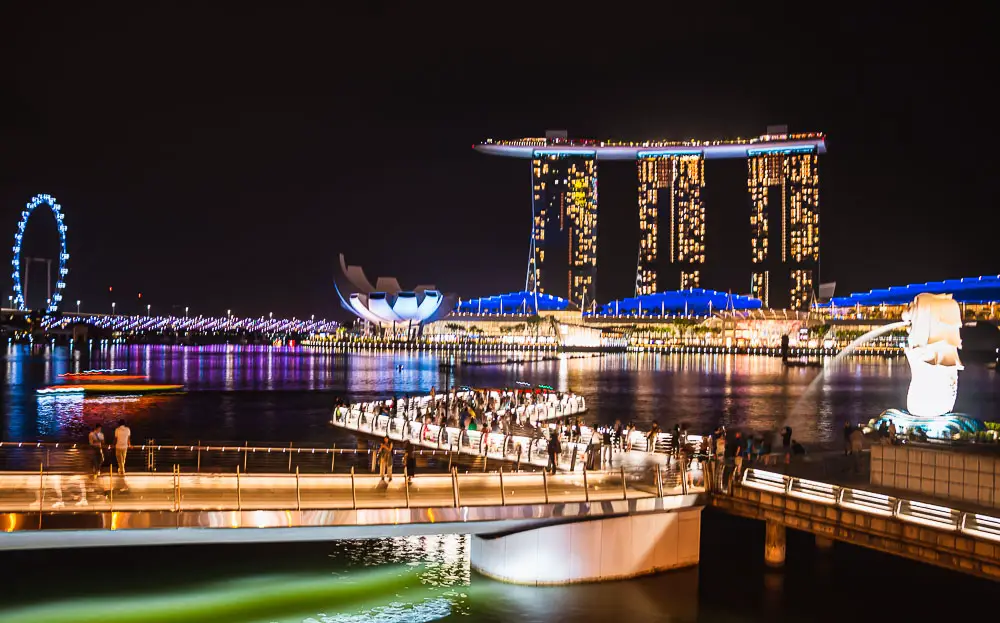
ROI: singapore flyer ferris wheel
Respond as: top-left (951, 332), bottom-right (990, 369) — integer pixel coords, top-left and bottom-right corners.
top-left (11, 194), bottom-right (69, 313)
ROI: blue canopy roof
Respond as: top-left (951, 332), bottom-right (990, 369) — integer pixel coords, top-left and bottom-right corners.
top-left (826, 275), bottom-right (1000, 307)
top-left (589, 289), bottom-right (762, 317)
top-left (455, 291), bottom-right (573, 314)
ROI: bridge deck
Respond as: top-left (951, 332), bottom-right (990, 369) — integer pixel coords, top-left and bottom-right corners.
top-left (334, 391), bottom-right (707, 473)
top-left (0, 467), bottom-right (696, 514)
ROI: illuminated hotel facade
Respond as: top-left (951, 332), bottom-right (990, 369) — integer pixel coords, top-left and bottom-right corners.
top-left (475, 128), bottom-right (826, 311)
top-left (529, 147), bottom-right (598, 308)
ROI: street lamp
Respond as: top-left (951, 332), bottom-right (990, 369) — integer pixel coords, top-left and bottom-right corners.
top-left (112, 302), bottom-right (116, 314)
top-left (227, 309), bottom-right (231, 317)
top-left (185, 306), bottom-right (189, 317)
top-left (269, 312), bottom-right (273, 319)
top-left (76, 300), bottom-right (81, 314)
top-left (311, 314), bottom-right (315, 321)
top-left (147, 304), bottom-right (151, 316)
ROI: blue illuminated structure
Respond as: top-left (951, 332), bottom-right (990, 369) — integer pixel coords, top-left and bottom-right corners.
top-left (454, 291), bottom-right (573, 315)
top-left (334, 254), bottom-right (456, 327)
top-left (825, 275), bottom-right (1000, 308)
top-left (11, 194), bottom-right (69, 312)
top-left (590, 289), bottom-right (762, 317)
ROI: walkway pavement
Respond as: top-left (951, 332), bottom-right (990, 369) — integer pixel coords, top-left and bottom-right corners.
top-left (0, 468), bottom-right (691, 514)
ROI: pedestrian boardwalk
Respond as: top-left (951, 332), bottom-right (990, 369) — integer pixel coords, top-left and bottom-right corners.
top-left (0, 467), bottom-right (693, 514)
top-left (333, 390), bottom-right (707, 473)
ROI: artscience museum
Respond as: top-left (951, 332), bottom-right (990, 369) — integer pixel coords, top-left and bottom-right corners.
top-left (334, 254), bottom-right (457, 329)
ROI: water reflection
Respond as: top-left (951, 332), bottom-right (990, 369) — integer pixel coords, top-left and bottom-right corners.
top-left (3, 345), bottom-right (998, 445)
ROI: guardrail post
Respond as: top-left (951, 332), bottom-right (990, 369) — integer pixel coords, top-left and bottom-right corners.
top-left (542, 469), bottom-right (549, 504)
top-left (452, 468), bottom-right (460, 508)
top-left (295, 466), bottom-right (301, 510)
top-left (655, 463), bottom-right (663, 497)
top-left (499, 467), bottom-right (506, 505)
top-left (350, 466), bottom-right (357, 509)
top-left (236, 465), bottom-right (242, 510)
top-left (620, 466), bottom-right (628, 500)
top-left (582, 467), bottom-right (589, 503)
top-left (196, 441), bottom-right (201, 473)
top-left (330, 445), bottom-right (336, 473)
top-left (37, 462), bottom-right (44, 523)
top-left (288, 442), bottom-right (294, 472)
top-left (243, 442), bottom-right (248, 473)
top-left (680, 455), bottom-right (688, 495)
top-left (175, 464), bottom-right (181, 512)
top-left (404, 468), bottom-right (410, 508)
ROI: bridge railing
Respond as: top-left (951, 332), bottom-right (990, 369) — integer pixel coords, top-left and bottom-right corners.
top-left (738, 468), bottom-right (1000, 544)
top-left (0, 461), bottom-right (700, 515)
top-left (0, 441), bottom-right (452, 475)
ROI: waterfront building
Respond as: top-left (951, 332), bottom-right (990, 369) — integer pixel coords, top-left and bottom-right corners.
top-left (817, 274), bottom-right (1000, 321)
top-left (333, 254), bottom-right (456, 331)
top-left (526, 131), bottom-right (598, 308)
top-left (475, 128), bottom-right (826, 310)
top-left (747, 128), bottom-right (821, 310)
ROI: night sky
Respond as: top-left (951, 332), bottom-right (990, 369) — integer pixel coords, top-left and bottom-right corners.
top-left (1, 5), bottom-right (994, 319)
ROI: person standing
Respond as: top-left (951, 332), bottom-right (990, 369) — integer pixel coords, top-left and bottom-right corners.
top-left (849, 426), bottom-right (865, 473)
top-left (601, 427), bottom-right (613, 468)
top-left (378, 436), bottom-right (393, 482)
top-left (403, 440), bottom-right (416, 484)
top-left (546, 431), bottom-right (561, 474)
top-left (88, 423), bottom-right (105, 476)
top-left (781, 426), bottom-right (792, 464)
top-left (114, 419), bottom-right (131, 475)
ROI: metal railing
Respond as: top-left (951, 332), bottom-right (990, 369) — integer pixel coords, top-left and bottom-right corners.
top-left (0, 460), bottom-right (704, 515)
top-left (0, 441), bottom-right (453, 475)
top-left (334, 396), bottom-right (705, 472)
top-left (739, 468), bottom-right (1000, 544)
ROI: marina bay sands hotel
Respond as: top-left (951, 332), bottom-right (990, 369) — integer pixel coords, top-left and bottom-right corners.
top-left (474, 127), bottom-right (826, 311)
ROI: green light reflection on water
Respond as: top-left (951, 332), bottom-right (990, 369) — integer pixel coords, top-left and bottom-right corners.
top-left (0, 535), bottom-right (471, 623)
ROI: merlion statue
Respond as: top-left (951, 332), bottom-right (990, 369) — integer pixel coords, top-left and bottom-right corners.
top-left (902, 293), bottom-right (963, 416)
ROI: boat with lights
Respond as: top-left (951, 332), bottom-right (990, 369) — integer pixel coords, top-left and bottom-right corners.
top-left (37, 383), bottom-right (184, 396)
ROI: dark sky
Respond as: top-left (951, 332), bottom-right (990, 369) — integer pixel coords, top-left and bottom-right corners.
top-left (1, 5), bottom-right (994, 319)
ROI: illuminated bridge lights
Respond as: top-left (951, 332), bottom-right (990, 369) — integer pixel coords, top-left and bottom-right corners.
top-left (41, 314), bottom-right (340, 336)
top-left (11, 194), bottom-right (69, 313)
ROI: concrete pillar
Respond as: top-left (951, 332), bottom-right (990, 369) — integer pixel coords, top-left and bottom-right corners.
top-left (815, 535), bottom-right (834, 550)
top-left (764, 520), bottom-right (786, 567)
top-left (471, 508), bottom-right (702, 585)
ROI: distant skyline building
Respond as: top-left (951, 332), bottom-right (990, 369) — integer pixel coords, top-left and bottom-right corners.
top-left (636, 154), bottom-right (705, 294)
top-left (475, 128), bottom-right (826, 310)
top-left (528, 137), bottom-right (598, 308)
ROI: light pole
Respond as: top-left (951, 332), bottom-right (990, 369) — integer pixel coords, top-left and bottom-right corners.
top-left (227, 309), bottom-right (231, 317)
top-left (76, 300), bottom-right (81, 314)
top-left (112, 302), bottom-right (116, 315)
top-left (147, 304), bottom-right (151, 316)
top-left (185, 306), bottom-right (189, 318)
top-left (269, 312), bottom-right (273, 320)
